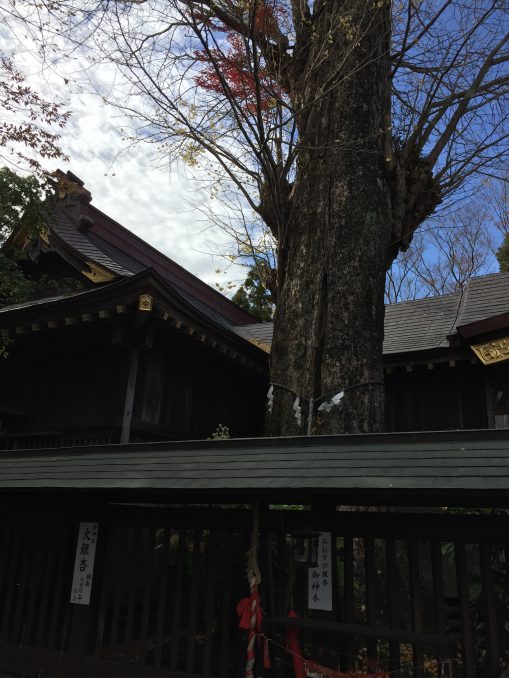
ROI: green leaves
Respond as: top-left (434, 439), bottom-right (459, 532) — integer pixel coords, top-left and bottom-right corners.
top-left (232, 266), bottom-right (273, 321)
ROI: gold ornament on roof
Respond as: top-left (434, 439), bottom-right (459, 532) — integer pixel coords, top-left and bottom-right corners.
top-left (471, 337), bottom-right (509, 365)
top-left (138, 294), bottom-right (154, 312)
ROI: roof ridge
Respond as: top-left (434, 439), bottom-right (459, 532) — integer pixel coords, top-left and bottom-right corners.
top-left (87, 203), bottom-right (259, 324)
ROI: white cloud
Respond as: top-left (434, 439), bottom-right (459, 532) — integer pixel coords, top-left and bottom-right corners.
top-left (1, 24), bottom-right (246, 291)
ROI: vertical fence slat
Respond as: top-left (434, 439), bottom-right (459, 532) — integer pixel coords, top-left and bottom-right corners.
top-left (139, 526), bottom-right (155, 665)
top-left (0, 520), bottom-right (12, 607)
top-left (11, 524), bottom-right (33, 644)
top-left (365, 537), bottom-right (378, 664)
top-left (431, 541), bottom-right (446, 636)
top-left (36, 524), bottom-right (59, 649)
top-left (408, 539), bottom-right (424, 678)
top-left (24, 526), bottom-right (45, 646)
top-left (124, 525), bottom-right (140, 655)
top-left (343, 535), bottom-right (355, 671)
top-left (220, 533), bottom-right (235, 678)
top-left (479, 542), bottom-right (500, 676)
top-left (386, 537), bottom-right (401, 677)
top-left (203, 532), bottom-right (219, 676)
top-left (48, 523), bottom-right (70, 650)
top-left (0, 521), bottom-right (21, 643)
top-left (110, 526), bottom-right (128, 652)
top-left (276, 531), bottom-right (287, 616)
top-left (94, 519), bottom-right (117, 659)
top-left (430, 539), bottom-right (447, 674)
top-left (186, 529), bottom-right (204, 674)
top-left (454, 542), bottom-right (475, 678)
top-left (154, 526), bottom-right (171, 668)
top-left (170, 529), bottom-right (187, 670)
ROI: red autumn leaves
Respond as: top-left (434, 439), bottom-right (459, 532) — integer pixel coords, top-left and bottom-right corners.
top-left (193, 3), bottom-right (286, 114)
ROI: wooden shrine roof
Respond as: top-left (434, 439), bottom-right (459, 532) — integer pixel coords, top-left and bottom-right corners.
top-left (234, 271), bottom-right (509, 356)
top-left (6, 170), bottom-right (256, 328)
top-left (2, 430), bottom-right (509, 505)
top-left (0, 269), bottom-right (268, 369)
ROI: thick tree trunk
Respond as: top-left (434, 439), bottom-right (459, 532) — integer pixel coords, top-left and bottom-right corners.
top-left (267, 0), bottom-right (391, 436)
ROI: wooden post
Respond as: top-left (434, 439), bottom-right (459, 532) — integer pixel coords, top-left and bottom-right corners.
top-left (484, 374), bottom-right (494, 429)
top-left (120, 345), bottom-right (140, 444)
top-left (479, 543), bottom-right (500, 676)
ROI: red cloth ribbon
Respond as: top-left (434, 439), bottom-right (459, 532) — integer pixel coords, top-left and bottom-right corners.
top-left (236, 591), bottom-right (262, 632)
top-left (236, 596), bottom-right (252, 630)
top-left (236, 592), bottom-right (271, 670)
top-left (286, 610), bottom-right (306, 678)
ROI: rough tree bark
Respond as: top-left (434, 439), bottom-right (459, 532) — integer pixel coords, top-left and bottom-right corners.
top-left (267, 0), bottom-right (391, 435)
top-left (14, 0), bottom-right (504, 436)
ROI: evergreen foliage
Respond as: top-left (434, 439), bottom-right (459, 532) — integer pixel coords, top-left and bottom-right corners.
top-left (497, 234), bottom-right (509, 273)
top-left (232, 267), bottom-right (273, 322)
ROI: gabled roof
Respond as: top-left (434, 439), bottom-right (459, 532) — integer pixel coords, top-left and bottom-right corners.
top-left (234, 271), bottom-right (509, 357)
top-left (50, 204), bottom-right (133, 277)
top-left (9, 171), bottom-right (257, 328)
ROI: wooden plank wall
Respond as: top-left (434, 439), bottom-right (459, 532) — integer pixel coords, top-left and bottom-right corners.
top-left (92, 522), bottom-right (246, 676)
top-left (265, 514), bottom-right (507, 678)
top-left (0, 507), bottom-right (507, 677)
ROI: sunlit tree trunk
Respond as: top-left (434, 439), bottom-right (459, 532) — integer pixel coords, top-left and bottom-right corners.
top-left (267, 0), bottom-right (391, 435)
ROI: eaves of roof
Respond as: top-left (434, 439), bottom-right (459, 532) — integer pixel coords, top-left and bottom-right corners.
top-left (233, 272), bottom-right (509, 359)
top-left (84, 203), bottom-right (258, 326)
top-left (1, 429), bottom-right (509, 506)
top-left (0, 269), bottom-right (268, 366)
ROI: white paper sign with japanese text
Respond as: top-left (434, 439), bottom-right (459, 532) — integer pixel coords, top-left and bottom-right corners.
top-left (308, 531), bottom-right (333, 611)
top-left (70, 522), bottom-right (98, 605)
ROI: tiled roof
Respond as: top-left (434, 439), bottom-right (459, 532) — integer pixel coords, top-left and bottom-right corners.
top-left (2, 431), bottom-right (509, 498)
top-left (50, 206), bottom-right (133, 277)
top-left (234, 272), bottom-right (509, 356)
top-left (39, 184), bottom-right (258, 327)
top-left (455, 272), bottom-right (509, 327)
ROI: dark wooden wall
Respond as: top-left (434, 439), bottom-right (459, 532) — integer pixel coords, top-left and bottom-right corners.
top-left (385, 361), bottom-right (488, 432)
top-left (0, 325), bottom-right (267, 447)
top-left (0, 329), bottom-right (125, 439)
top-left (4, 322), bottom-right (509, 446)
top-left (132, 335), bottom-right (267, 440)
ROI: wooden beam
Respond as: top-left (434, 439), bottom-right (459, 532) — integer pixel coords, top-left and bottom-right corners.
top-left (120, 346), bottom-right (140, 444)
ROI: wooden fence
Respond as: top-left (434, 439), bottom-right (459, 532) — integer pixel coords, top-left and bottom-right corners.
top-left (0, 503), bottom-right (507, 678)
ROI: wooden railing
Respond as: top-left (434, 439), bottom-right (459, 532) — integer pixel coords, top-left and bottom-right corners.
top-left (0, 505), bottom-right (506, 677)
top-left (0, 428), bottom-right (115, 450)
